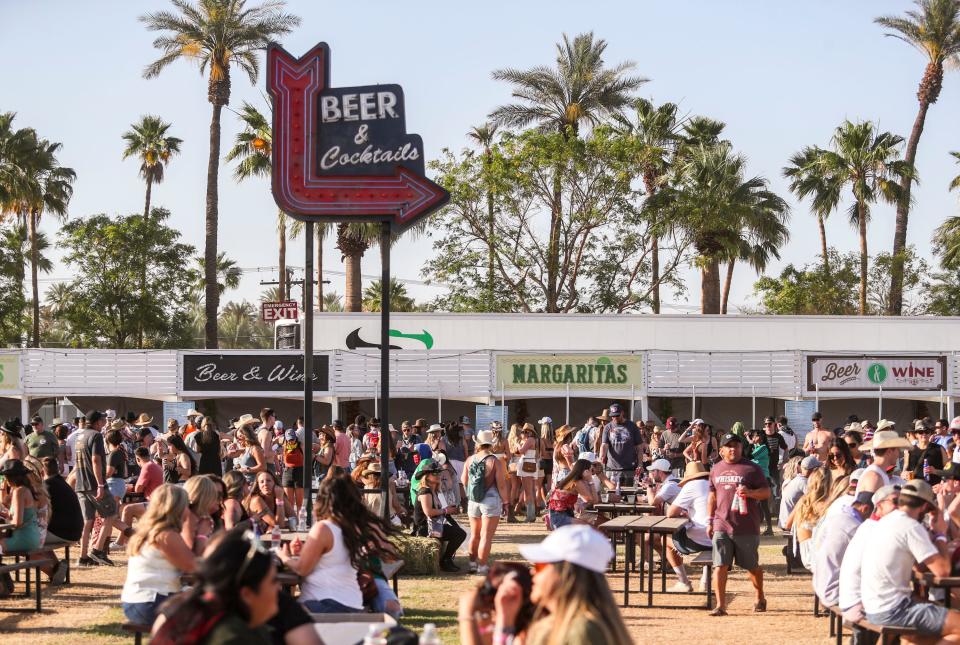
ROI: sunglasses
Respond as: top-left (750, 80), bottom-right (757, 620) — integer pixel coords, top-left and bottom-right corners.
top-left (844, 441), bottom-right (859, 448)
top-left (531, 561), bottom-right (551, 574)
top-left (235, 530), bottom-right (270, 584)
top-left (829, 452), bottom-right (843, 460)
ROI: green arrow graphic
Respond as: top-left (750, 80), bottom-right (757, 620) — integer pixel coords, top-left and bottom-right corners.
top-left (388, 329), bottom-right (434, 349)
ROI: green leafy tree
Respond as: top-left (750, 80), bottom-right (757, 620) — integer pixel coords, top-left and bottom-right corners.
top-left (922, 269), bottom-right (960, 314)
top-left (875, 0), bottom-right (960, 314)
top-left (192, 251), bottom-right (241, 299)
top-left (121, 115), bottom-right (182, 219)
top-left (490, 32), bottom-right (646, 312)
top-left (466, 123), bottom-right (499, 309)
top-left (141, 0), bottom-right (299, 348)
top-left (0, 223), bottom-right (29, 345)
top-left (754, 250), bottom-right (860, 315)
top-left (362, 279), bottom-right (418, 312)
top-left (867, 247), bottom-right (929, 314)
top-left (57, 208), bottom-right (196, 347)
top-left (219, 300), bottom-right (272, 348)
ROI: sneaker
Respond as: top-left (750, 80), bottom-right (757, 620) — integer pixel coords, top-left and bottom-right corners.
top-left (468, 560), bottom-right (478, 574)
top-left (89, 549), bottom-right (116, 567)
top-left (476, 564), bottom-right (490, 576)
top-left (439, 559), bottom-right (460, 573)
top-left (668, 581), bottom-right (693, 593)
top-left (109, 541), bottom-right (124, 552)
top-left (76, 556), bottom-right (97, 568)
top-left (50, 559), bottom-right (68, 585)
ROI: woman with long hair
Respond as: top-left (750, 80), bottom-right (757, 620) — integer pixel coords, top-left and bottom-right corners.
top-left (552, 426), bottom-right (577, 489)
top-left (229, 426), bottom-right (266, 485)
top-left (843, 430), bottom-right (869, 470)
top-left (163, 434), bottom-right (195, 484)
top-left (505, 423), bottom-right (524, 523)
top-left (121, 484), bottom-right (196, 625)
top-left (182, 476), bottom-right (220, 554)
top-left (827, 437), bottom-right (856, 479)
top-left (462, 430), bottom-right (509, 576)
top-left (445, 422), bottom-right (468, 511)
top-left (279, 474), bottom-right (398, 613)
top-left (538, 418), bottom-right (555, 497)
top-left (245, 470), bottom-right (289, 533)
top-left (0, 460), bottom-right (42, 554)
top-left (683, 423), bottom-right (714, 465)
top-left (515, 424), bottom-right (540, 523)
top-left (222, 470), bottom-right (250, 530)
top-left (314, 426), bottom-right (336, 483)
top-left (786, 466), bottom-right (833, 570)
top-left (0, 421), bottom-right (26, 467)
top-left (548, 459), bottom-right (597, 530)
top-left (460, 525), bottom-right (631, 645)
top-left (413, 462), bottom-right (467, 572)
top-left (194, 417), bottom-right (223, 477)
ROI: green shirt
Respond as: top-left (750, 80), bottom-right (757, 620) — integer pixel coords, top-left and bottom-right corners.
top-left (203, 614), bottom-right (271, 645)
top-left (26, 430), bottom-right (58, 459)
top-left (527, 615), bottom-right (612, 645)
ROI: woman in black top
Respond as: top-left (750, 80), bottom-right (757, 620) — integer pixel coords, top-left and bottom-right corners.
top-left (39, 457), bottom-right (81, 583)
top-left (906, 424), bottom-right (949, 485)
top-left (412, 462), bottom-right (466, 572)
top-left (195, 418), bottom-right (223, 477)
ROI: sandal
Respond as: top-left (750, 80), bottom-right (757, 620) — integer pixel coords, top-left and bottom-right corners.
top-left (709, 607), bottom-right (727, 617)
top-left (754, 599), bottom-right (767, 613)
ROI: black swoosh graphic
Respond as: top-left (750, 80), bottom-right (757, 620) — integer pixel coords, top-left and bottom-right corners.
top-left (345, 328), bottom-right (401, 350)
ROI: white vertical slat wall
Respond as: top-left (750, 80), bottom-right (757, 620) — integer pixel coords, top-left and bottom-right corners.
top-left (22, 349), bottom-right (179, 398)
top-left (645, 351), bottom-right (802, 398)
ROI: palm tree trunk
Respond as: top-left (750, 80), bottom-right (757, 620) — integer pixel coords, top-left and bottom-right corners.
top-left (651, 237), bottom-right (660, 314)
top-left (721, 260), bottom-right (735, 315)
top-left (817, 213), bottom-right (830, 275)
top-left (700, 258), bottom-right (721, 314)
top-left (278, 212), bottom-right (287, 299)
top-left (138, 178), bottom-right (153, 348)
top-left (486, 182), bottom-right (495, 311)
top-left (204, 101), bottom-right (223, 349)
top-left (316, 226), bottom-right (324, 312)
top-left (144, 177), bottom-right (153, 220)
top-left (889, 65), bottom-right (939, 315)
top-left (858, 201), bottom-right (868, 316)
top-left (345, 252), bottom-right (362, 312)
top-left (546, 170), bottom-right (562, 312)
top-left (28, 210), bottom-right (40, 347)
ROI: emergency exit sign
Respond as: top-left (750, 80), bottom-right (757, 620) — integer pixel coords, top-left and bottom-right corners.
top-left (261, 300), bottom-right (299, 322)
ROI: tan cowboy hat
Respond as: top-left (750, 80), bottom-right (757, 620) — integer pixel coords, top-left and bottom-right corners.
top-left (861, 430), bottom-right (911, 451)
top-left (318, 425), bottom-right (336, 441)
top-left (875, 419), bottom-right (896, 432)
top-left (426, 423), bottom-right (444, 434)
top-left (900, 479), bottom-right (937, 507)
top-left (234, 414), bottom-right (258, 429)
top-left (186, 408), bottom-right (201, 418)
top-left (597, 409), bottom-right (610, 422)
top-left (109, 419), bottom-right (126, 432)
top-left (844, 421), bottom-right (863, 433)
top-left (522, 422), bottom-right (537, 435)
top-left (134, 413), bottom-right (153, 427)
top-left (362, 461), bottom-right (383, 477)
top-left (555, 424), bottom-right (574, 443)
top-left (679, 461), bottom-right (710, 486)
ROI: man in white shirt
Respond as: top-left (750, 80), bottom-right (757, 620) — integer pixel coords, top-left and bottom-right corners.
top-left (779, 455), bottom-right (820, 529)
top-left (645, 458), bottom-right (681, 511)
top-left (860, 480), bottom-right (960, 639)
top-left (812, 491), bottom-right (873, 607)
top-left (777, 415), bottom-right (797, 461)
top-left (839, 485), bottom-right (900, 622)
top-left (665, 462), bottom-right (712, 592)
top-left (855, 430), bottom-right (911, 497)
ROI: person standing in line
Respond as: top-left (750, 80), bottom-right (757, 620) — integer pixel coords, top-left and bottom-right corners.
top-left (707, 432), bottom-right (770, 616)
top-left (257, 408), bottom-right (278, 476)
top-left (599, 404), bottom-right (643, 487)
top-left (803, 412), bottom-right (834, 461)
top-left (26, 416), bottom-right (58, 462)
top-left (332, 420), bottom-right (351, 471)
top-left (74, 410), bottom-right (118, 567)
top-left (777, 416), bottom-right (796, 458)
top-left (460, 416), bottom-right (475, 457)
top-left (463, 430), bottom-right (509, 575)
top-left (762, 417), bottom-right (787, 500)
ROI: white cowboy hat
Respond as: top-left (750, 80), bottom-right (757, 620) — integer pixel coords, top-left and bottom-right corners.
top-left (426, 423), bottom-right (444, 434)
top-left (234, 413), bottom-right (259, 429)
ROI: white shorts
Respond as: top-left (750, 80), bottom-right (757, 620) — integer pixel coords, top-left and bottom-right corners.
top-left (517, 459), bottom-right (540, 478)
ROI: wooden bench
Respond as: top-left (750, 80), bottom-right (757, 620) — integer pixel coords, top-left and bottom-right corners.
top-left (691, 551), bottom-right (714, 610)
top-left (843, 618), bottom-right (920, 645)
top-left (122, 622), bottom-right (151, 645)
top-left (824, 603), bottom-right (843, 645)
top-left (2, 539), bottom-right (77, 587)
top-left (0, 558), bottom-right (55, 612)
top-left (381, 559), bottom-right (404, 595)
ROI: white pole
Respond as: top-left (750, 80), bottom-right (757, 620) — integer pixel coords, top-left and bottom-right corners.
top-left (373, 381), bottom-right (378, 417)
top-left (941, 390), bottom-right (945, 419)
top-left (438, 384), bottom-right (442, 423)
top-left (949, 396), bottom-right (955, 421)
top-left (501, 381), bottom-right (505, 426)
top-left (878, 385), bottom-right (883, 420)
top-left (631, 384), bottom-right (636, 421)
top-left (692, 385), bottom-right (696, 420)
top-left (565, 383), bottom-right (570, 426)
top-left (815, 383), bottom-right (819, 410)
top-left (20, 396), bottom-right (28, 424)
top-left (752, 385), bottom-right (756, 429)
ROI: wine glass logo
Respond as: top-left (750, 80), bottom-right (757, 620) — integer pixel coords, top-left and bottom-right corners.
top-left (867, 363), bottom-right (887, 385)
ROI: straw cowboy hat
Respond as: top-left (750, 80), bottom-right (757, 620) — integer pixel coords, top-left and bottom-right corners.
top-left (318, 425), bottom-right (336, 441)
top-left (475, 430), bottom-right (496, 447)
top-left (362, 461), bottom-right (383, 477)
top-left (597, 409), bottom-right (611, 422)
top-left (679, 461), bottom-right (710, 486)
top-left (555, 424), bottom-right (575, 443)
top-left (133, 413), bottom-right (153, 427)
top-left (861, 430), bottom-right (911, 451)
top-left (186, 409), bottom-right (201, 418)
top-left (109, 419), bottom-right (126, 432)
top-left (234, 414), bottom-right (259, 429)
top-left (875, 419), bottom-right (896, 432)
top-left (426, 423), bottom-right (444, 434)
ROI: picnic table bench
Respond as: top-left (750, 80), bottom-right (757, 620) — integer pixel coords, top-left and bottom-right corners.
top-left (0, 557), bottom-right (55, 612)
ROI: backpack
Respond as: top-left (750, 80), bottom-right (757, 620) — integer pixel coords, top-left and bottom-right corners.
top-left (467, 455), bottom-right (494, 503)
top-left (283, 437), bottom-right (304, 468)
top-left (576, 426), bottom-right (592, 454)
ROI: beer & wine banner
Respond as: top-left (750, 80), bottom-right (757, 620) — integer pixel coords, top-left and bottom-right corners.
top-left (181, 352), bottom-right (330, 395)
top-left (497, 354), bottom-right (642, 391)
top-left (806, 355), bottom-right (947, 391)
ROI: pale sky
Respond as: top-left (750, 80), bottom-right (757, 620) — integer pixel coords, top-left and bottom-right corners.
top-left (3, 0), bottom-right (959, 313)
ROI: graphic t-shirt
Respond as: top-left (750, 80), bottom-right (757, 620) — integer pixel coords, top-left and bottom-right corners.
top-left (601, 422), bottom-right (641, 471)
top-left (74, 428), bottom-right (106, 493)
top-left (26, 430), bottom-right (59, 459)
top-left (708, 458), bottom-right (768, 535)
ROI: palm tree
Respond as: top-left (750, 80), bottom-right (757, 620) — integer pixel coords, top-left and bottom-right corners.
top-left (466, 123), bottom-right (499, 310)
top-left (192, 251), bottom-right (241, 299)
top-left (490, 32), bottom-right (646, 312)
top-left (141, 0), bottom-right (299, 348)
top-left (121, 115), bottom-right (182, 219)
top-left (720, 215), bottom-right (789, 314)
top-left (0, 113), bottom-right (40, 223)
top-left (788, 121), bottom-right (910, 315)
top-left (784, 146), bottom-right (842, 274)
top-left (362, 278), bottom-right (417, 312)
top-left (322, 291), bottom-right (343, 312)
top-left (876, 0), bottom-right (960, 314)
top-left (615, 99), bottom-right (682, 313)
top-left (219, 300), bottom-right (257, 348)
top-left (336, 223), bottom-right (379, 312)
top-left (935, 151), bottom-right (960, 269)
top-left (652, 143), bottom-right (788, 314)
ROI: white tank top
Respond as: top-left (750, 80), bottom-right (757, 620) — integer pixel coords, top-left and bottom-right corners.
top-left (300, 520), bottom-right (363, 609)
top-left (854, 463), bottom-right (890, 496)
top-left (121, 544), bottom-right (182, 602)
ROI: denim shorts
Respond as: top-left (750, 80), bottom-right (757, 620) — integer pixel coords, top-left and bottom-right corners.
top-left (107, 477), bottom-right (127, 500)
top-left (549, 509), bottom-right (574, 529)
top-left (302, 598), bottom-right (363, 613)
top-left (122, 593), bottom-right (170, 625)
top-left (866, 598), bottom-right (949, 636)
top-left (467, 487), bottom-right (502, 519)
top-left (370, 577), bottom-right (403, 619)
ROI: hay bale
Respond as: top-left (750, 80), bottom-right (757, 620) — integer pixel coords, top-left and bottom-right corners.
top-left (391, 535), bottom-right (439, 575)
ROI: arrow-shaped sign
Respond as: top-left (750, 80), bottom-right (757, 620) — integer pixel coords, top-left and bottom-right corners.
top-left (267, 43), bottom-right (449, 228)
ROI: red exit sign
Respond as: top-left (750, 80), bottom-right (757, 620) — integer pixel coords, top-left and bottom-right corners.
top-left (262, 300), bottom-right (299, 322)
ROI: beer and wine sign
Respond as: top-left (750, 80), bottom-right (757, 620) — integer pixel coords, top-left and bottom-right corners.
top-left (181, 353), bottom-right (330, 395)
top-left (807, 355), bottom-right (947, 391)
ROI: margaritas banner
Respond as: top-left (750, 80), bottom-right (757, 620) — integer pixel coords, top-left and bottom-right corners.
top-left (497, 354), bottom-right (642, 391)
top-left (806, 355), bottom-right (946, 391)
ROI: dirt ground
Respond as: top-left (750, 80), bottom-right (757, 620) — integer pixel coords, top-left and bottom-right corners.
top-left (0, 521), bottom-right (836, 644)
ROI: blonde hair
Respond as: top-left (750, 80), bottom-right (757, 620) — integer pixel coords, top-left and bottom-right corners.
top-left (540, 422), bottom-right (555, 446)
top-left (185, 475), bottom-right (219, 518)
top-left (793, 467), bottom-right (833, 525)
top-left (526, 561), bottom-right (632, 645)
top-left (825, 474), bottom-right (851, 507)
top-left (128, 484), bottom-right (189, 556)
top-left (508, 423), bottom-right (524, 452)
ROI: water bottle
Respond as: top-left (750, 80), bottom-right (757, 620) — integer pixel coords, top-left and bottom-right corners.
top-left (362, 624), bottom-right (388, 645)
top-left (924, 458), bottom-right (930, 482)
top-left (737, 488), bottom-right (749, 516)
top-left (271, 521), bottom-right (282, 548)
top-left (252, 522), bottom-right (262, 547)
top-left (419, 623), bottom-right (441, 645)
top-left (297, 505), bottom-right (308, 532)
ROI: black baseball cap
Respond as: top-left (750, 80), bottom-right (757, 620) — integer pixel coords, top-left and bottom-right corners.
top-left (86, 410), bottom-right (105, 424)
top-left (30, 415), bottom-right (43, 425)
top-left (763, 416), bottom-right (775, 424)
top-left (332, 419), bottom-right (343, 430)
top-left (720, 433), bottom-right (741, 447)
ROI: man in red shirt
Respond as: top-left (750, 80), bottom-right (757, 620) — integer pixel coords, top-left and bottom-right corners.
top-left (115, 447), bottom-right (164, 545)
top-left (707, 432), bottom-right (770, 616)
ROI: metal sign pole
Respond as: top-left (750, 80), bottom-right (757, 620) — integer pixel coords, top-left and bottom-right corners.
top-left (379, 221), bottom-right (391, 522)
top-left (302, 222), bottom-right (315, 525)
top-left (878, 385), bottom-right (883, 420)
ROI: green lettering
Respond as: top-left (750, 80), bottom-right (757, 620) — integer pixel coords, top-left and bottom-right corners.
top-left (551, 365), bottom-right (563, 383)
top-left (527, 365), bottom-right (539, 383)
top-left (576, 365), bottom-right (587, 383)
top-left (540, 365), bottom-right (551, 383)
top-left (513, 364), bottom-right (526, 384)
top-left (605, 364), bottom-right (615, 383)
top-left (617, 364), bottom-right (628, 384)
top-left (563, 365), bottom-right (574, 383)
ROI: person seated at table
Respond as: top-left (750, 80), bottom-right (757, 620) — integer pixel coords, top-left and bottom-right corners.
top-left (859, 480), bottom-right (960, 642)
top-left (182, 475), bottom-right (220, 555)
top-left (246, 470), bottom-right (289, 533)
top-left (0, 460), bottom-right (42, 556)
top-left (666, 462), bottom-right (713, 593)
top-left (414, 461), bottom-right (467, 572)
top-left (812, 491), bottom-right (873, 608)
top-left (435, 452), bottom-right (462, 513)
top-left (458, 524), bottom-right (631, 645)
top-left (645, 458), bottom-right (681, 513)
top-left (279, 474), bottom-right (398, 614)
top-left (222, 470), bottom-right (251, 530)
top-left (778, 455), bottom-right (820, 530)
top-left (359, 461), bottom-right (403, 524)
top-left (116, 447), bottom-right (164, 547)
top-left (547, 459), bottom-right (597, 530)
top-left (577, 452), bottom-right (618, 501)
top-left (151, 528), bottom-right (282, 645)
top-left (121, 484), bottom-right (197, 626)
top-left (36, 457), bottom-right (81, 583)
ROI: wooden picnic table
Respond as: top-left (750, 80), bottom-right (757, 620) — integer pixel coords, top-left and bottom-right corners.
top-left (593, 502), bottom-right (656, 518)
top-left (642, 517), bottom-right (688, 607)
top-left (598, 515), bottom-right (646, 606)
top-left (915, 571), bottom-right (960, 608)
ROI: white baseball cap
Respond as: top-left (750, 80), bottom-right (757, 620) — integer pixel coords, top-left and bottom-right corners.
top-left (519, 524), bottom-right (613, 574)
top-left (647, 458), bottom-right (672, 473)
top-left (538, 416), bottom-right (553, 425)
top-left (578, 451), bottom-right (598, 463)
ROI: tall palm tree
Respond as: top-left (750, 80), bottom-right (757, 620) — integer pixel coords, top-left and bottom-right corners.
top-left (720, 215), bottom-right (789, 314)
top-left (192, 251), bottom-right (241, 300)
top-left (615, 98), bottom-right (682, 313)
top-left (788, 121), bottom-right (910, 315)
top-left (336, 223), bottom-right (377, 312)
top-left (876, 0), bottom-right (960, 314)
top-left (121, 115), bottom-right (182, 219)
top-left (224, 101), bottom-right (294, 298)
top-left (362, 278), bottom-right (417, 312)
top-left (784, 146), bottom-right (842, 275)
top-left (935, 151), bottom-right (960, 269)
top-left (322, 291), bottom-right (343, 312)
top-left (141, 0), bottom-right (299, 348)
top-left (490, 32), bottom-right (646, 312)
top-left (466, 123), bottom-right (499, 310)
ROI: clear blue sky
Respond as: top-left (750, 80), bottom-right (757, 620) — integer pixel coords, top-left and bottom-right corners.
top-left (2, 0), bottom-right (958, 312)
